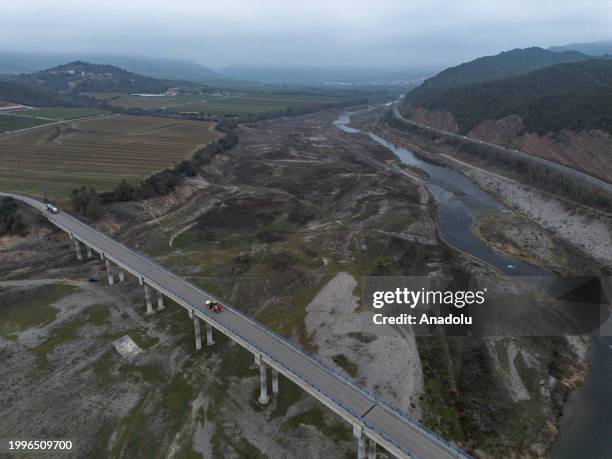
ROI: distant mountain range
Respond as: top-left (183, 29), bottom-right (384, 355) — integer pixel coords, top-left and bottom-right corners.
top-left (403, 58), bottom-right (612, 135)
top-left (549, 40), bottom-right (612, 57)
top-left (0, 61), bottom-right (174, 107)
top-left (219, 65), bottom-right (434, 86)
top-left (0, 52), bottom-right (223, 83)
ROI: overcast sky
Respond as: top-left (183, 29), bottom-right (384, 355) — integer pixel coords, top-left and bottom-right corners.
top-left (2, 0), bottom-right (611, 69)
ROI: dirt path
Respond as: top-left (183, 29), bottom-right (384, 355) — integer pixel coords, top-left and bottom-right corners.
top-left (168, 222), bottom-right (196, 247)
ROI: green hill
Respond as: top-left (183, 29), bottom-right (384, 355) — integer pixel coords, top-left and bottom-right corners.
top-left (405, 47), bottom-right (590, 103)
top-left (0, 61), bottom-right (173, 107)
top-left (18, 61), bottom-right (172, 93)
top-left (402, 59), bottom-right (612, 135)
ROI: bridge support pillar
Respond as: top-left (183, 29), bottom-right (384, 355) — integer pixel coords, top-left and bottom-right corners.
top-left (188, 308), bottom-right (193, 319)
top-left (157, 291), bottom-right (165, 311)
top-left (74, 239), bottom-right (82, 261)
top-left (119, 270), bottom-right (125, 282)
top-left (144, 284), bottom-right (154, 314)
top-left (105, 259), bottom-right (114, 285)
top-left (258, 362), bottom-right (269, 404)
top-left (353, 426), bottom-right (365, 459)
top-left (86, 245), bottom-right (92, 259)
top-left (368, 439), bottom-right (376, 459)
top-left (193, 316), bottom-right (202, 350)
top-left (357, 436), bottom-right (366, 459)
top-left (205, 322), bottom-right (214, 346)
top-left (100, 252), bottom-right (104, 261)
top-left (272, 369), bottom-right (279, 394)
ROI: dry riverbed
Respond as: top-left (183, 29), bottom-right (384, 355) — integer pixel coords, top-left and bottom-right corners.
top-left (0, 108), bottom-right (593, 458)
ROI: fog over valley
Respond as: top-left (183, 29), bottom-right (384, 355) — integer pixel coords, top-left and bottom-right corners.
top-left (2, 0), bottom-right (611, 71)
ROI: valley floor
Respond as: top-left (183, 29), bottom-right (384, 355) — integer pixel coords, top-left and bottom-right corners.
top-left (0, 107), bottom-right (597, 458)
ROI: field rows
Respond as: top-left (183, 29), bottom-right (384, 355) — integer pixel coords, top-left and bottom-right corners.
top-left (0, 115), bottom-right (220, 201)
top-left (14, 107), bottom-right (104, 120)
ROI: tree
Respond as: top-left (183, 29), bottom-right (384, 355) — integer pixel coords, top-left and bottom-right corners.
top-left (0, 197), bottom-right (28, 236)
top-left (70, 186), bottom-right (103, 220)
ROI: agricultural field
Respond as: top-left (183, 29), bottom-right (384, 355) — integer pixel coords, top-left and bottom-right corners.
top-left (17, 107), bottom-right (104, 120)
top-left (0, 115), bottom-right (219, 201)
top-left (0, 114), bottom-right (50, 132)
top-left (0, 107), bottom-right (105, 134)
top-left (82, 91), bottom-right (343, 114)
top-left (81, 92), bottom-right (214, 110)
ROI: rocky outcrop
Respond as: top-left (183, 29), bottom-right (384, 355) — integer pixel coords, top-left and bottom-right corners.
top-left (517, 129), bottom-right (612, 184)
top-left (468, 115), bottom-right (612, 183)
top-left (408, 107), bottom-right (459, 133)
top-left (468, 115), bottom-right (525, 146)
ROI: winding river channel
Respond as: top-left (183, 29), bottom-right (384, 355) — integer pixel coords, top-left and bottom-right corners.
top-left (334, 110), bottom-right (612, 458)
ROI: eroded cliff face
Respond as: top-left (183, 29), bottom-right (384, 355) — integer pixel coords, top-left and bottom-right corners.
top-left (468, 115), bottom-right (525, 146)
top-left (468, 118), bottom-right (612, 183)
top-left (406, 107), bottom-right (612, 181)
top-left (516, 130), bottom-right (612, 183)
top-left (408, 107), bottom-right (459, 133)
top-left (406, 106), bottom-right (612, 183)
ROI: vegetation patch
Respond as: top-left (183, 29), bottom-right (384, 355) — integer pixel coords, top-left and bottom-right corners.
top-left (0, 283), bottom-right (78, 339)
top-left (0, 113), bottom-right (49, 132)
top-left (127, 327), bottom-right (159, 350)
top-left (109, 395), bottom-right (157, 457)
top-left (118, 362), bottom-right (168, 384)
top-left (270, 377), bottom-right (304, 418)
top-left (162, 371), bottom-right (198, 432)
top-left (331, 354), bottom-right (359, 378)
top-left (403, 164), bottom-right (429, 179)
top-left (18, 107), bottom-right (103, 120)
top-left (211, 424), bottom-right (267, 459)
top-left (417, 335), bottom-right (562, 455)
top-left (29, 303), bottom-right (110, 376)
top-left (287, 407), bottom-right (352, 443)
top-left (0, 197), bottom-right (29, 236)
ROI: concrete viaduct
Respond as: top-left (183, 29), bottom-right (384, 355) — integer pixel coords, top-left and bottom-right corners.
top-left (1, 192), bottom-right (471, 459)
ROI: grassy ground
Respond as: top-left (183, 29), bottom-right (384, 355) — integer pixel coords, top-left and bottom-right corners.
top-left (81, 92), bottom-right (213, 110)
top-left (0, 283), bottom-right (79, 340)
top-left (16, 107), bottom-right (104, 120)
top-left (30, 303), bottom-right (113, 375)
top-left (82, 92), bottom-right (343, 114)
top-left (0, 114), bottom-right (50, 132)
top-left (174, 93), bottom-right (343, 115)
top-left (0, 115), bottom-right (219, 201)
top-left (474, 208), bottom-right (594, 276)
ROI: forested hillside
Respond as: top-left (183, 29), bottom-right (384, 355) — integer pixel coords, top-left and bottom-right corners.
top-left (15, 61), bottom-right (172, 93)
top-left (0, 61), bottom-right (172, 107)
top-left (403, 59), bottom-right (612, 134)
top-left (405, 47), bottom-right (589, 99)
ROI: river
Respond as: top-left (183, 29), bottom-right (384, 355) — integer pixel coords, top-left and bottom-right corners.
top-left (334, 110), bottom-right (612, 458)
